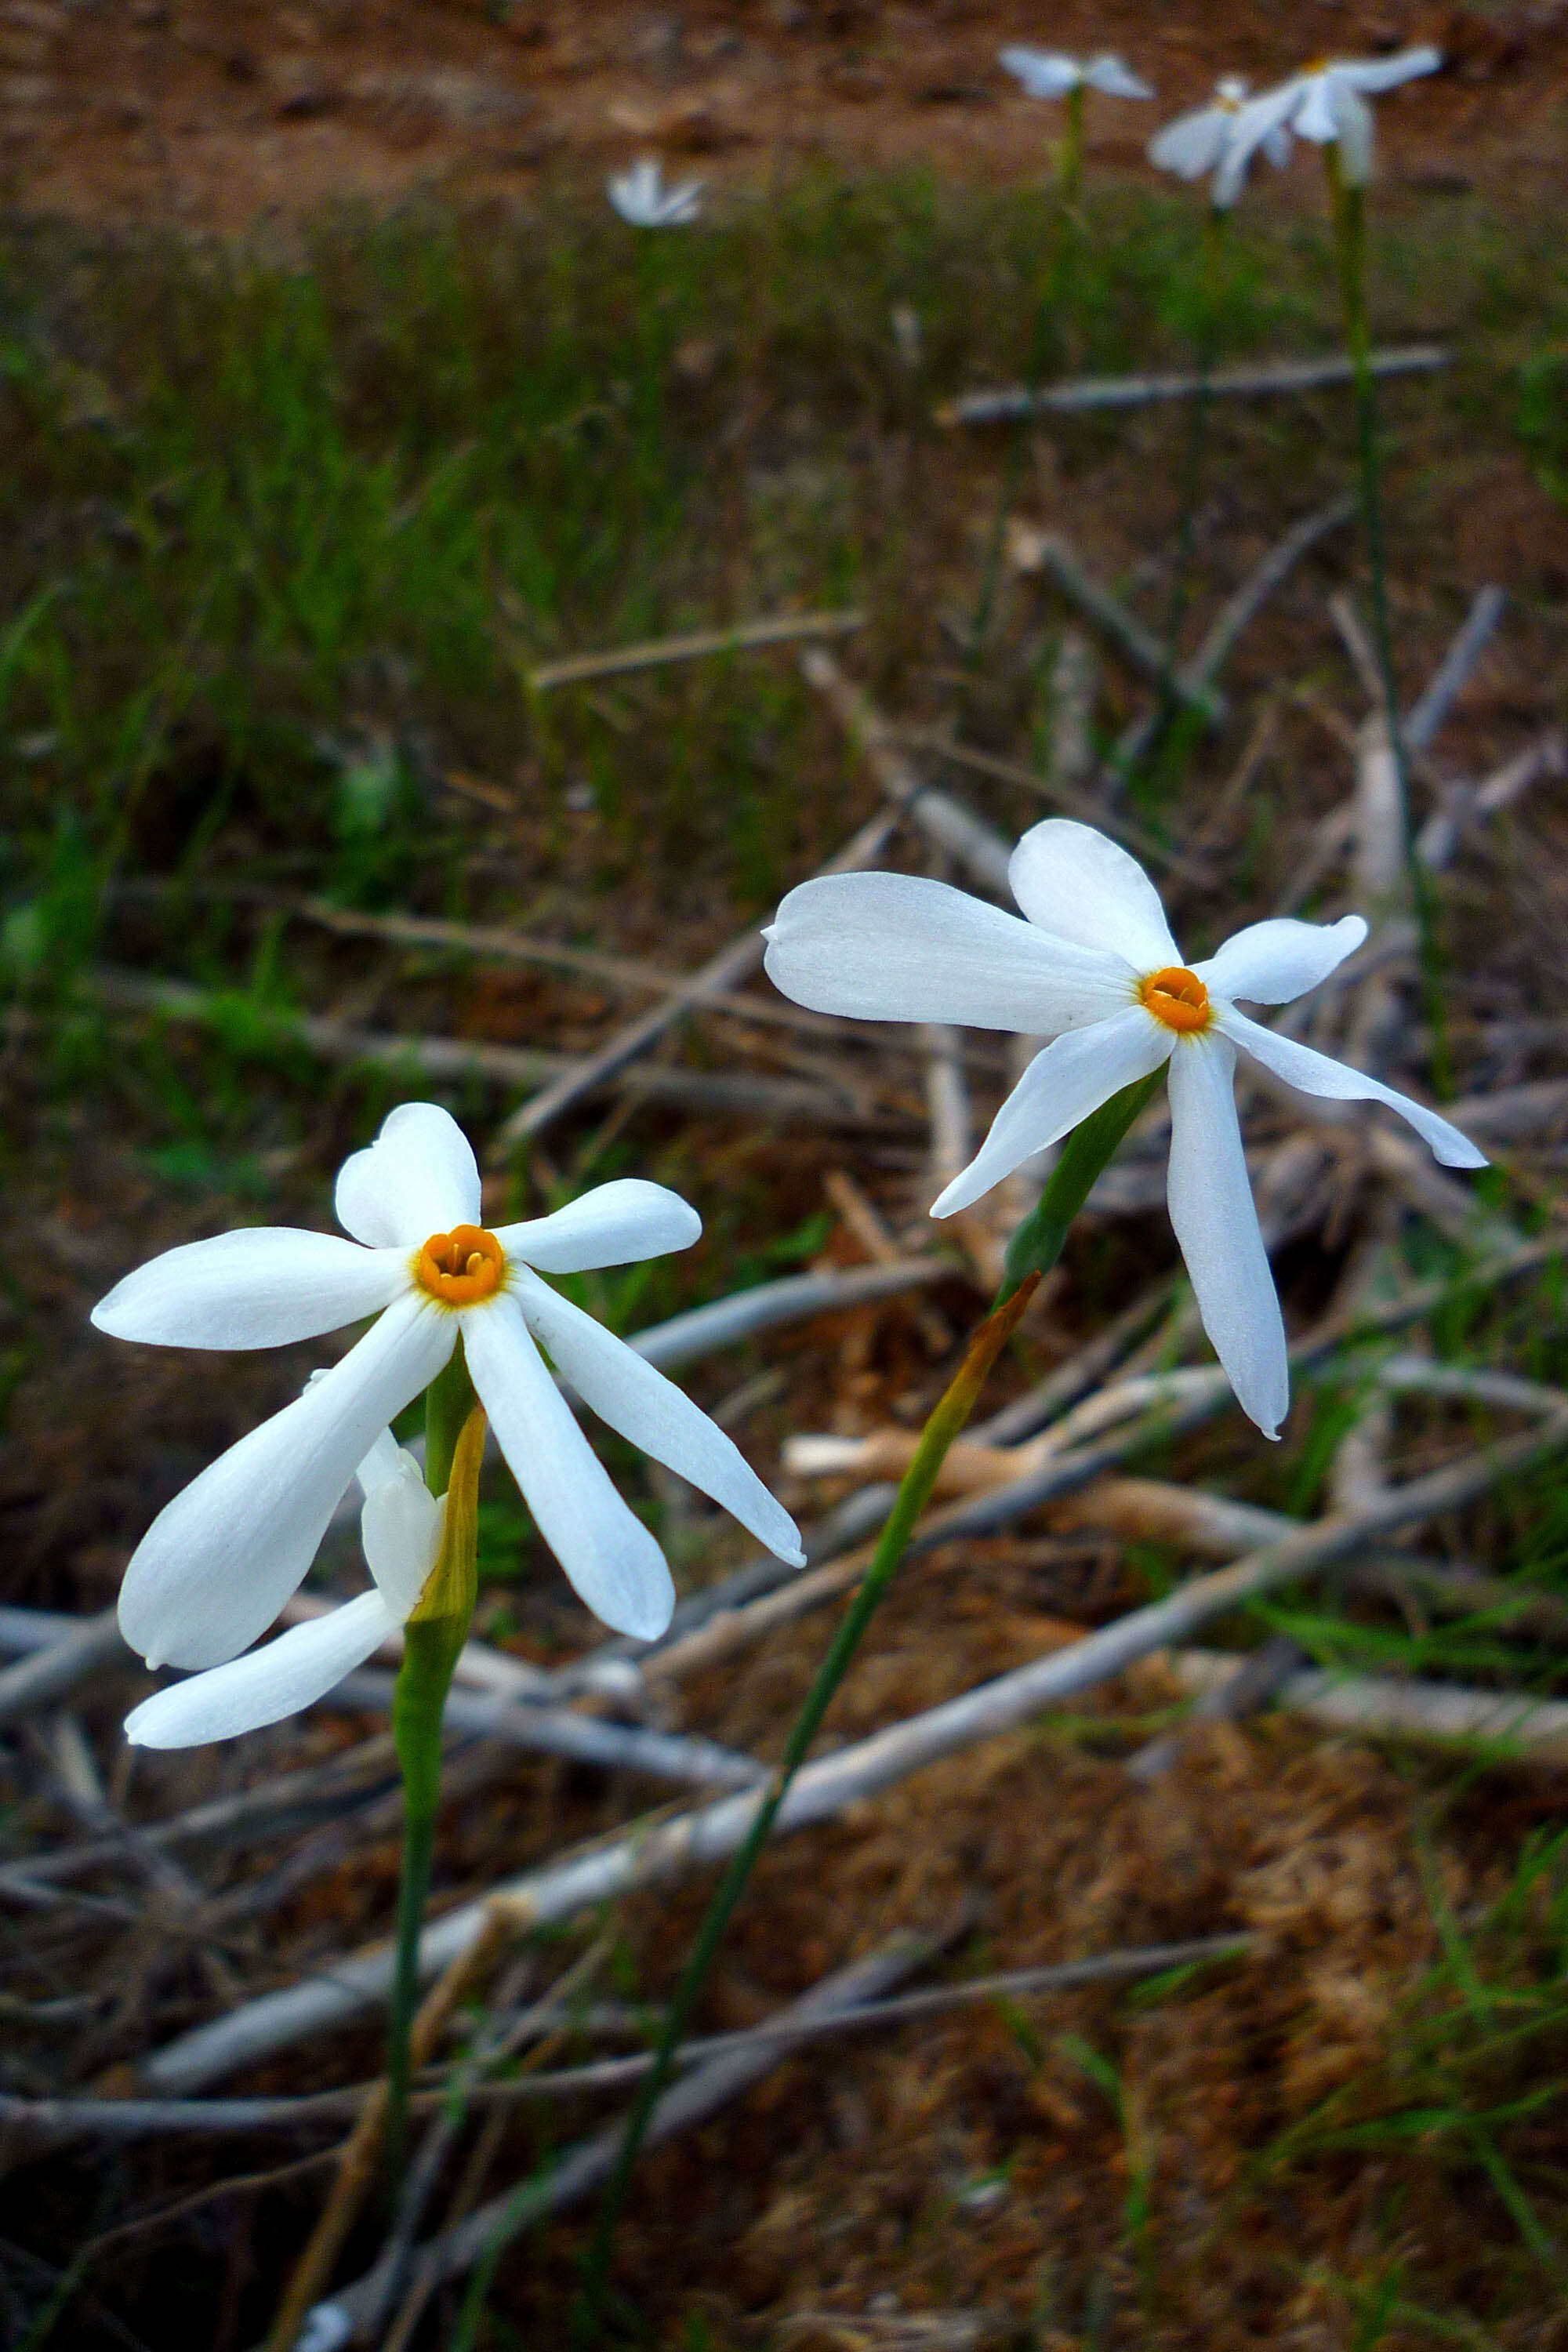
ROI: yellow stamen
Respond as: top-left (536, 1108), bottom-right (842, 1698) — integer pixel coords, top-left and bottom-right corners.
top-left (1140, 966), bottom-right (1212, 1034)
top-left (414, 1224), bottom-right (506, 1307)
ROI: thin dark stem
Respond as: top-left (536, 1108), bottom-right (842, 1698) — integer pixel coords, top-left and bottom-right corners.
top-left (967, 87), bottom-right (1085, 673)
top-left (1327, 152), bottom-right (1450, 1092)
top-left (1154, 208), bottom-right (1225, 751)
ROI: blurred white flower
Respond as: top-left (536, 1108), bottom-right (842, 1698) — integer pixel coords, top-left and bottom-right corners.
top-left (764, 820), bottom-right (1484, 1440)
top-left (1286, 47), bottom-right (1441, 183)
top-left (1147, 76), bottom-right (1294, 208)
top-left (1000, 46), bottom-right (1152, 102)
top-left (93, 1105), bottom-right (802, 1659)
top-left (125, 1430), bottom-right (439, 1748)
top-left (608, 157), bottom-right (703, 227)
top-left (1151, 47), bottom-right (1440, 202)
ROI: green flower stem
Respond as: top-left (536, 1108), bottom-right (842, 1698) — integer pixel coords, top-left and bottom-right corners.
top-left (1058, 82), bottom-right (1085, 215)
top-left (1155, 206), bottom-right (1227, 748)
top-left (1324, 147), bottom-right (1449, 1091)
top-left (386, 1393), bottom-right (485, 2184)
top-left (564, 1072), bottom-right (1162, 2348)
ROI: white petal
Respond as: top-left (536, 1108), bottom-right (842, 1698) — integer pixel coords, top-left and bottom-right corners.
top-left (1194, 914), bottom-right (1367, 1006)
top-left (1008, 821), bottom-right (1181, 971)
top-left (463, 1294), bottom-right (675, 1640)
top-left (1084, 54), bottom-right (1152, 100)
top-left (92, 1229), bottom-right (407, 1352)
top-left (334, 1103), bottom-right (481, 1249)
top-left (1217, 81), bottom-right (1305, 197)
top-left (1293, 74), bottom-right (1341, 142)
top-left (764, 872), bottom-right (1132, 1035)
top-left (355, 1428), bottom-right (410, 1498)
top-left (361, 1455), bottom-right (443, 1621)
top-left (1166, 1036), bottom-right (1289, 1439)
top-left (125, 1592), bottom-right (395, 1748)
top-left (1337, 46), bottom-right (1442, 93)
top-left (933, 1007), bottom-right (1173, 1218)
top-left (1000, 46), bottom-right (1080, 97)
top-left (1219, 1009), bottom-right (1489, 1169)
top-left (514, 1270), bottom-right (804, 1566)
top-left (118, 1292), bottom-right (455, 1671)
top-left (1148, 110), bottom-right (1229, 179)
top-left (496, 1179), bottom-right (701, 1275)
top-left (1261, 125), bottom-right (1294, 169)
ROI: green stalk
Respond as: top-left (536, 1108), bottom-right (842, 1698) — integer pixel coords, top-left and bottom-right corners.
top-left (1325, 146), bottom-right (1449, 1091)
top-left (385, 1385), bottom-right (485, 2184)
top-left (1153, 206), bottom-right (1226, 752)
top-left (557, 1071), bottom-right (1163, 2349)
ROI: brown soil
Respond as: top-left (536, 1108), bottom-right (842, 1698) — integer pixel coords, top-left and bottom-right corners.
top-left (2, 0), bottom-right (1566, 230)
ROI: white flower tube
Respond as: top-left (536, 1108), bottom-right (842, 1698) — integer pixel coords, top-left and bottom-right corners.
top-left (764, 818), bottom-right (1484, 1441)
top-left (94, 1116), bottom-right (804, 1666)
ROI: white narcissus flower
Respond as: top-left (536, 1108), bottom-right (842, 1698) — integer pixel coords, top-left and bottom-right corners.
top-left (607, 158), bottom-right (703, 227)
top-left (1000, 46), bottom-right (1153, 102)
top-left (764, 820), bottom-right (1486, 1442)
top-left (125, 1428), bottom-right (438, 1749)
top-left (1151, 47), bottom-right (1440, 202)
top-left (93, 1105), bottom-right (804, 1661)
top-left (1147, 76), bottom-right (1294, 209)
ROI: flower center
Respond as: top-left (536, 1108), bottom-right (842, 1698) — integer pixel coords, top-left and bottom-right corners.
top-left (415, 1224), bottom-right (506, 1307)
top-left (1140, 966), bottom-right (1211, 1033)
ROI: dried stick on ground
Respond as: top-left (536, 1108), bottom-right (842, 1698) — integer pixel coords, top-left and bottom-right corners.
top-left (824, 1170), bottom-right (953, 1353)
top-left (524, 605), bottom-right (865, 691)
top-left (140, 1406), bottom-right (1568, 2097)
top-left (894, 729), bottom-right (1203, 879)
top-left (1124, 1637), bottom-right (1312, 1782)
top-left (89, 971), bottom-right (873, 1131)
top-left (309, 1928), bottom-right (949, 2343)
top-left (328, 1671), bottom-right (768, 1790)
top-left (1047, 1471), bottom-right (1568, 1637)
top-left (799, 647), bottom-right (1011, 895)
top-left (1416, 731), bottom-right (1566, 872)
top-left (549, 1244), bottom-right (1555, 1697)
top-left (1102, 495), bottom-right (1356, 792)
top-left (357, 1940), bottom-right (610, 2351)
top-left (1013, 529), bottom-right (1226, 722)
top-left (494, 782), bottom-right (914, 1147)
top-left (1403, 585), bottom-right (1507, 753)
top-left (0, 1735), bottom-right (403, 1895)
top-left (1169, 1650), bottom-right (1568, 1762)
top-left (285, 895), bottom-right (934, 1050)
top-left (934, 344), bottom-right (1450, 426)
top-left (0, 1610), bottom-right (125, 1730)
top-left (263, 1911), bottom-right (514, 2352)
top-left (628, 1256), bottom-right (953, 1374)
top-left (0, 1936), bottom-right (1250, 2154)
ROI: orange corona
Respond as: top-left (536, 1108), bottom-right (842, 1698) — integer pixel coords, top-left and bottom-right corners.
top-left (415, 1224), bottom-right (506, 1307)
top-left (1139, 966), bottom-right (1211, 1034)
